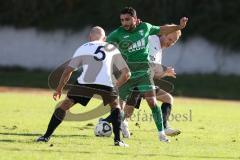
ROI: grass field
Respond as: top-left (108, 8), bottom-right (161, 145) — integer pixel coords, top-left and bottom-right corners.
top-left (0, 90), bottom-right (240, 160)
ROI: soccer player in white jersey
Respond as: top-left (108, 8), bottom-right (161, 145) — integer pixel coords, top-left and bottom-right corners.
top-left (123, 30), bottom-right (182, 137)
top-left (37, 26), bottom-right (131, 147)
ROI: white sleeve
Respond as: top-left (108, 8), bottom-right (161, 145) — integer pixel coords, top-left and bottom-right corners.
top-left (68, 47), bottom-right (84, 69)
top-left (112, 53), bottom-right (129, 71)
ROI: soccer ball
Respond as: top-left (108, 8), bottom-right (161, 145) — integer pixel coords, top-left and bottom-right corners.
top-left (94, 121), bottom-right (112, 137)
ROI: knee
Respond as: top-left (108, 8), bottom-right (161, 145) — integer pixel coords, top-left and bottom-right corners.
top-left (124, 105), bottom-right (134, 118)
top-left (146, 97), bottom-right (157, 107)
top-left (59, 99), bottom-right (74, 111)
top-left (166, 94), bottom-right (174, 104)
top-left (158, 93), bottom-right (174, 104)
top-left (109, 99), bottom-right (120, 109)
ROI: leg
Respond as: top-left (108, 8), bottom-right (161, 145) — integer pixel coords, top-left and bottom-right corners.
top-left (156, 89), bottom-right (173, 128)
top-left (120, 99), bottom-right (126, 111)
top-left (144, 90), bottom-right (169, 142)
top-left (156, 89), bottom-right (181, 136)
top-left (144, 91), bottom-right (164, 132)
top-left (120, 89), bottom-right (142, 138)
top-left (104, 98), bottom-right (128, 147)
top-left (102, 99), bottom-right (130, 140)
top-left (124, 88), bottom-right (141, 118)
top-left (124, 104), bottom-right (135, 119)
top-left (102, 98), bottom-right (124, 123)
top-left (108, 99), bottom-right (122, 142)
top-left (115, 80), bottom-right (135, 139)
top-left (37, 98), bottom-right (75, 142)
top-left (120, 104), bottom-right (133, 138)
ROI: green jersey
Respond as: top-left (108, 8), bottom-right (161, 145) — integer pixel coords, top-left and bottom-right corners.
top-left (107, 22), bottom-right (160, 78)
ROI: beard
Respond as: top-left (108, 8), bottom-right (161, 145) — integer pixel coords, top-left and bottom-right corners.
top-left (123, 24), bottom-right (136, 31)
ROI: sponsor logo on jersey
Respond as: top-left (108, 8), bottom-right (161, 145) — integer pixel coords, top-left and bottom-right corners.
top-left (139, 30), bottom-right (144, 36)
top-left (128, 38), bottom-right (146, 52)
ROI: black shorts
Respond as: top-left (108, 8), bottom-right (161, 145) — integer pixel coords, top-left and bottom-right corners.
top-left (67, 82), bottom-right (117, 106)
top-left (126, 87), bottom-right (160, 109)
top-left (126, 87), bottom-right (142, 109)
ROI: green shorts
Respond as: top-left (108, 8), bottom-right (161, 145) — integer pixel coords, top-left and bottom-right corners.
top-left (119, 74), bottom-right (155, 101)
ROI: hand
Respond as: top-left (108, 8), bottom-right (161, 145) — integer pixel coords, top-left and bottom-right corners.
top-left (179, 17), bottom-right (188, 29)
top-left (53, 89), bottom-right (62, 101)
top-left (164, 67), bottom-right (176, 78)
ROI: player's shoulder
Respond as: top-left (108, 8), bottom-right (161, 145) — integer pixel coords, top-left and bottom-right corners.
top-left (75, 42), bottom-right (93, 52)
top-left (137, 22), bottom-right (154, 32)
top-left (140, 22), bottom-right (153, 28)
top-left (73, 41), bottom-right (103, 57)
top-left (80, 41), bottom-right (106, 48)
top-left (148, 35), bottom-right (160, 41)
top-left (104, 42), bottom-right (121, 55)
top-left (104, 42), bottom-right (115, 48)
top-left (140, 22), bottom-right (149, 25)
top-left (90, 41), bottom-right (107, 46)
top-left (108, 27), bottom-right (122, 36)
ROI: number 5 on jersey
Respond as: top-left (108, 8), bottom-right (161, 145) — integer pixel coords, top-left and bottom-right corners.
top-left (94, 46), bottom-right (106, 61)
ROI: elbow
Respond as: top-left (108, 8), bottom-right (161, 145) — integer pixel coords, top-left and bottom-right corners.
top-left (121, 67), bottom-right (131, 81)
top-left (125, 71), bottom-right (131, 80)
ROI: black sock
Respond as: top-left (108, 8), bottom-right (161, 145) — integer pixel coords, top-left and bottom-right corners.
top-left (106, 108), bottom-right (121, 142)
top-left (161, 103), bottom-right (172, 129)
top-left (103, 109), bottom-right (124, 123)
top-left (102, 112), bottom-right (113, 123)
top-left (44, 107), bottom-right (66, 138)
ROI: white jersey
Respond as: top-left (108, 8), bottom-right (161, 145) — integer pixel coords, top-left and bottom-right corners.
top-left (68, 41), bottom-right (128, 87)
top-left (148, 35), bottom-right (163, 73)
top-left (148, 35), bottom-right (162, 64)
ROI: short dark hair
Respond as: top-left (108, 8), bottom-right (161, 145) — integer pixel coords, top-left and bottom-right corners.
top-left (120, 7), bottom-right (137, 17)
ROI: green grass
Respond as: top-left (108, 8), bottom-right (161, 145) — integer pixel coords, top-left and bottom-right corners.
top-left (0, 91), bottom-right (240, 160)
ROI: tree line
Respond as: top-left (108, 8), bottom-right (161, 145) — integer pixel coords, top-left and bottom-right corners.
top-left (0, 0), bottom-right (239, 51)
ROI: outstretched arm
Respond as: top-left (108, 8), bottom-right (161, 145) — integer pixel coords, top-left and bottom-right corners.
top-left (159, 17), bottom-right (188, 35)
top-left (116, 67), bottom-right (131, 88)
top-left (154, 66), bottom-right (176, 79)
top-left (113, 54), bottom-right (131, 88)
top-left (53, 66), bottom-right (75, 101)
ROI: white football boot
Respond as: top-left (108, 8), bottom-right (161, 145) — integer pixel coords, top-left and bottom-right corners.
top-left (165, 127), bottom-right (181, 136)
top-left (158, 131), bottom-right (170, 143)
top-left (114, 140), bottom-right (129, 147)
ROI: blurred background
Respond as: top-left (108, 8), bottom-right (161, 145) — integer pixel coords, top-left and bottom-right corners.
top-left (0, 0), bottom-right (240, 99)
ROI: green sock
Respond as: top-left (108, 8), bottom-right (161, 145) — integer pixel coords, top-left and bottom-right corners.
top-left (151, 105), bottom-right (164, 132)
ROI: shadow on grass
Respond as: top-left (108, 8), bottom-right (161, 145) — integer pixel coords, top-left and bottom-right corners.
top-left (0, 138), bottom-right (93, 147)
top-left (0, 139), bottom-right (34, 144)
top-left (133, 153), bottom-right (240, 160)
top-left (0, 132), bottom-right (90, 138)
top-left (0, 146), bottom-right (93, 154)
top-left (0, 139), bottom-right (16, 143)
top-left (162, 154), bottom-right (240, 160)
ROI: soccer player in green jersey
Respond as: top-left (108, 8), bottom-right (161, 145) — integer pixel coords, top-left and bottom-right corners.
top-left (106, 7), bottom-right (188, 142)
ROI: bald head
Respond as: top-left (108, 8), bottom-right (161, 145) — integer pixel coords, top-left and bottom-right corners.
top-left (89, 26), bottom-right (106, 41)
top-left (160, 30), bottom-right (181, 48)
